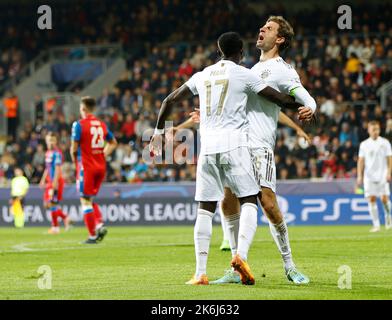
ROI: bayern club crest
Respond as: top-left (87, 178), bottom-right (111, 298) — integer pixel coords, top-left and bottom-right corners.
top-left (260, 69), bottom-right (271, 79)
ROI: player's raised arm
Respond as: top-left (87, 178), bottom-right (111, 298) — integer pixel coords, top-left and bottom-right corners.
top-left (150, 84), bottom-right (195, 155)
top-left (155, 84), bottom-right (195, 131)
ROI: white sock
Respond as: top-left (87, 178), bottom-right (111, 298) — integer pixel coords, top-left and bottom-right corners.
top-left (194, 209), bottom-right (214, 278)
top-left (269, 220), bottom-right (295, 270)
top-left (225, 212), bottom-right (240, 257)
top-left (383, 200), bottom-right (392, 226)
top-left (219, 204), bottom-right (229, 241)
top-left (237, 203), bottom-right (258, 261)
top-left (368, 202), bottom-right (380, 228)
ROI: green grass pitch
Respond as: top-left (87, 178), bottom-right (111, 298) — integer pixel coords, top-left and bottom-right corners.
top-left (0, 225), bottom-right (391, 300)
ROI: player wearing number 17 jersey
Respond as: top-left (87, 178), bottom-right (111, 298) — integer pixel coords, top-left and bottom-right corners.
top-left (150, 32), bottom-right (305, 285)
top-left (71, 96), bottom-right (117, 244)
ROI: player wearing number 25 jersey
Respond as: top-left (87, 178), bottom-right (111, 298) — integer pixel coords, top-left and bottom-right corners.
top-left (71, 96), bottom-right (117, 244)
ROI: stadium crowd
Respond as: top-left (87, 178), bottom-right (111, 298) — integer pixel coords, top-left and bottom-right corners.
top-left (1, 1), bottom-right (392, 185)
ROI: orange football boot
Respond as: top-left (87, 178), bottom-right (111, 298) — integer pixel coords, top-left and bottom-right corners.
top-left (185, 274), bottom-right (209, 285)
top-left (231, 254), bottom-right (255, 285)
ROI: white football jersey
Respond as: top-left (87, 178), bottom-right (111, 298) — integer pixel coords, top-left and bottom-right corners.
top-left (359, 136), bottom-right (392, 182)
top-left (247, 57), bottom-right (302, 149)
top-left (185, 59), bottom-right (266, 155)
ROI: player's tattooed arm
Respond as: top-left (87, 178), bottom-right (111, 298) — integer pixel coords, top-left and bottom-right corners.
top-left (257, 86), bottom-right (303, 110)
top-left (278, 112), bottom-right (311, 145)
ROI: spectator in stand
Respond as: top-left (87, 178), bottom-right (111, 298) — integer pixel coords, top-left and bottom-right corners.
top-left (178, 59), bottom-right (194, 77)
top-left (121, 144), bottom-right (138, 168)
top-left (97, 88), bottom-right (112, 115)
top-left (3, 92), bottom-right (19, 137)
top-left (339, 122), bottom-right (358, 146)
top-left (345, 53), bottom-right (361, 74)
top-left (121, 114), bottom-right (136, 143)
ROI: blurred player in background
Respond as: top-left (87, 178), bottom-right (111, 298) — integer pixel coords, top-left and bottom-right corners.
top-left (40, 132), bottom-right (71, 234)
top-left (10, 168), bottom-right (29, 228)
top-left (71, 96), bottom-right (117, 244)
top-left (357, 120), bottom-right (392, 232)
top-left (150, 32), bottom-right (306, 285)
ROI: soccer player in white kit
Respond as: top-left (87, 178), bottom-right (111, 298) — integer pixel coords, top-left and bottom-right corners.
top-left (357, 120), bottom-right (392, 232)
top-left (205, 16), bottom-right (316, 286)
top-left (150, 32), bottom-right (306, 285)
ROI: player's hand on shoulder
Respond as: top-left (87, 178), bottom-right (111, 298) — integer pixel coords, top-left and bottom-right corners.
top-left (298, 106), bottom-right (314, 122)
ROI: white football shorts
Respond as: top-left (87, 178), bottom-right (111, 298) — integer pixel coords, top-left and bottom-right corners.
top-left (250, 147), bottom-right (276, 193)
top-left (195, 146), bottom-right (259, 202)
top-left (364, 178), bottom-right (390, 198)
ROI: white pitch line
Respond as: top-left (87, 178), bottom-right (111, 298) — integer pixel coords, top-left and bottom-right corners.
top-left (0, 242), bottom-right (101, 254)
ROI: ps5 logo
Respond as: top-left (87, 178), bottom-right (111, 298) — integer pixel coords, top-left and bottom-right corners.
top-left (37, 5), bottom-right (52, 30)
